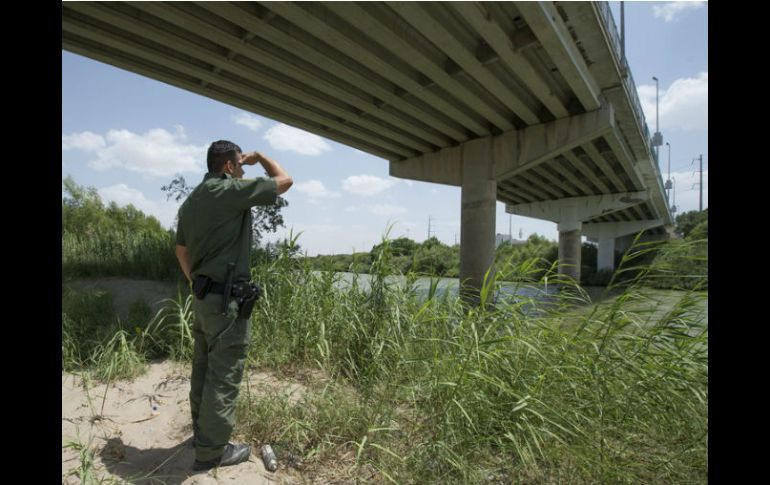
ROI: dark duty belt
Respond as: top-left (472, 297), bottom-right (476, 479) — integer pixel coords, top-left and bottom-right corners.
top-left (208, 280), bottom-right (256, 297)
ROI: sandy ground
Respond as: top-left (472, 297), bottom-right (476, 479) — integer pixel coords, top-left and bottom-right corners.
top-left (62, 360), bottom-right (306, 485)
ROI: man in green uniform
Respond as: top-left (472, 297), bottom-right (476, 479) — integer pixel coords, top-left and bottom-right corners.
top-left (175, 140), bottom-right (293, 471)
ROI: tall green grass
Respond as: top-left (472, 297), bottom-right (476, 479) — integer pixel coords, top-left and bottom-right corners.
top-left (62, 283), bottom-right (194, 381)
top-left (237, 235), bottom-right (707, 484)
top-left (62, 230), bottom-right (179, 281)
top-left (62, 233), bottom-right (706, 483)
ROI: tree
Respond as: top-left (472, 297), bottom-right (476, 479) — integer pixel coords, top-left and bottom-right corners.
top-left (62, 175), bottom-right (108, 236)
top-left (369, 237), bottom-right (418, 258)
top-left (161, 174), bottom-right (288, 246)
top-left (62, 176), bottom-right (167, 236)
top-left (674, 209), bottom-right (708, 238)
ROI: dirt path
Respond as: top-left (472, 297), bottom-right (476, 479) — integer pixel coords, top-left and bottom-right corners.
top-left (62, 361), bottom-right (303, 485)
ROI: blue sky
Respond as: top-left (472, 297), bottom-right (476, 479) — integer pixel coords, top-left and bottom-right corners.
top-left (61, 1), bottom-right (708, 256)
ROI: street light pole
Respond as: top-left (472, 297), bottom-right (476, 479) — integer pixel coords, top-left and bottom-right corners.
top-left (665, 141), bottom-right (671, 203)
top-left (652, 76), bottom-right (660, 165)
top-left (671, 176), bottom-right (677, 214)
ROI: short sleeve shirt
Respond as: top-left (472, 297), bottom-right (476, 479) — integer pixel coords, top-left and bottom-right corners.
top-left (176, 172), bottom-right (277, 282)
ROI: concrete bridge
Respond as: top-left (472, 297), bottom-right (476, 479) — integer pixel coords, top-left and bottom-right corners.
top-left (62, 1), bottom-right (673, 296)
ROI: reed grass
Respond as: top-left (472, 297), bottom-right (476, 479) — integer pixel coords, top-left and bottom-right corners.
top-left (62, 233), bottom-right (707, 483)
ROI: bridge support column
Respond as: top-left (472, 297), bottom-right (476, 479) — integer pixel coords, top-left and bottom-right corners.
top-left (557, 220), bottom-right (582, 283)
top-left (598, 237), bottom-right (615, 271)
top-left (459, 138), bottom-right (496, 303)
top-left (583, 219), bottom-right (665, 274)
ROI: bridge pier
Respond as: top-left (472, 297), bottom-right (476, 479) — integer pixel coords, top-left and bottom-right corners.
top-left (583, 219), bottom-right (666, 273)
top-left (557, 220), bottom-right (582, 283)
top-left (459, 138), bottom-right (496, 302)
top-left (507, 192), bottom-right (652, 283)
top-left (597, 237), bottom-right (615, 271)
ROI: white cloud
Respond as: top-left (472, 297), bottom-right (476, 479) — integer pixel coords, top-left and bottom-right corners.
top-left (62, 131), bottom-right (106, 151)
top-left (367, 204), bottom-right (408, 216)
top-left (98, 184), bottom-right (181, 229)
top-left (342, 175), bottom-right (397, 196)
top-left (293, 180), bottom-right (341, 201)
top-left (638, 72), bottom-right (707, 132)
top-left (263, 123), bottom-right (332, 155)
top-left (653, 2), bottom-right (704, 22)
top-left (233, 112), bottom-right (263, 132)
top-left (62, 127), bottom-right (207, 177)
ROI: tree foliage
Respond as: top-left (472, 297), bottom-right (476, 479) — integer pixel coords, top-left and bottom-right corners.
top-left (674, 209), bottom-right (708, 238)
top-left (62, 176), bottom-right (178, 280)
top-left (62, 175), bottom-right (165, 236)
top-left (161, 174), bottom-right (288, 246)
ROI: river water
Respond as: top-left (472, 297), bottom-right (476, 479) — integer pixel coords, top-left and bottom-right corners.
top-left (314, 271), bottom-right (562, 302)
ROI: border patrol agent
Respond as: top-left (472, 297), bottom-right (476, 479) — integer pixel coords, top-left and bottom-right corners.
top-left (175, 140), bottom-right (293, 471)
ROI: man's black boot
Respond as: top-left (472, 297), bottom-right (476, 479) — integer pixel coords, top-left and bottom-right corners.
top-left (193, 442), bottom-right (251, 471)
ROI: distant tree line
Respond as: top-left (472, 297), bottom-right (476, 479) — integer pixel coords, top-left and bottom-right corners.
top-left (304, 234), bottom-right (563, 281)
top-left (62, 176), bottom-right (179, 280)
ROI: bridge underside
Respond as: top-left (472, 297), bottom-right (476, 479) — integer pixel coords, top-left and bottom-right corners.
top-left (63, 1), bottom-right (672, 292)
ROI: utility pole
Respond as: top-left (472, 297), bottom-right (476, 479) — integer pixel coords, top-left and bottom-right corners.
top-left (691, 155), bottom-right (704, 211)
top-left (427, 215), bottom-right (433, 240)
top-left (698, 154), bottom-right (703, 211)
top-left (508, 214), bottom-right (512, 242)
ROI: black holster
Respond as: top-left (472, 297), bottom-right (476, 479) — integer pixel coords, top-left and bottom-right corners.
top-left (232, 281), bottom-right (262, 319)
top-left (192, 275), bottom-right (213, 300)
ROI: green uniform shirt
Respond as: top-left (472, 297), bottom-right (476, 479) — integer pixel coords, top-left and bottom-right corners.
top-left (176, 172), bottom-right (277, 282)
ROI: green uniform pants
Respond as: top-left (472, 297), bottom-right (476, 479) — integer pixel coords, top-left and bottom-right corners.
top-left (190, 292), bottom-right (250, 462)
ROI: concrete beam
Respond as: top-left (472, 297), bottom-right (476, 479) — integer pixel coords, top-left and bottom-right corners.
top-left (582, 219), bottom-right (664, 240)
top-left (505, 191), bottom-right (649, 223)
top-left (62, 9), bottom-right (425, 158)
top-left (391, 106), bottom-right (615, 185)
top-left (191, 2), bottom-right (467, 144)
top-left (451, 2), bottom-right (569, 119)
top-left (389, 144), bottom-right (463, 186)
top-left (326, 2), bottom-right (515, 134)
top-left (62, 36), bottom-right (403, 161)
top-left (580, 141), bottom-right (627, 192)
top-left (550, 157), bottom-right (595, 195)
top-left (604, 129), bottom-right (645, 190)
top-left (493, 105), bottom-right (614, 180)
top-left (563, 150), bottom-right (610, 193)
top-left (390, 3), bottom-right (539, 126)
top-left (262, 1), bottom-right (492, 137)
top-left (517, 1), bottom-right (602, 111)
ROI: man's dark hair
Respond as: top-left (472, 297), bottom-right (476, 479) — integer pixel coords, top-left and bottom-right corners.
top-left (207, 140), bottom-right (242, 173)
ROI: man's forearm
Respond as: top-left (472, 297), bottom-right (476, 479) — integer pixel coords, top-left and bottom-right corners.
top-left (254, 152), bottom-right (287, 178)
top-left (175, 244), bottom-right (192, 282)
top-left (254, 152), bottom-right (293, 195)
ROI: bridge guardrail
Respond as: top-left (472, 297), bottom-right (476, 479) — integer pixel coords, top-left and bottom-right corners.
top-left (593, 1), bottom-right (671, 215)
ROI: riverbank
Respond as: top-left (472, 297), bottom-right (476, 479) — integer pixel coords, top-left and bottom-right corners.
top-left (63, 269), bottom-right (707, 484)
